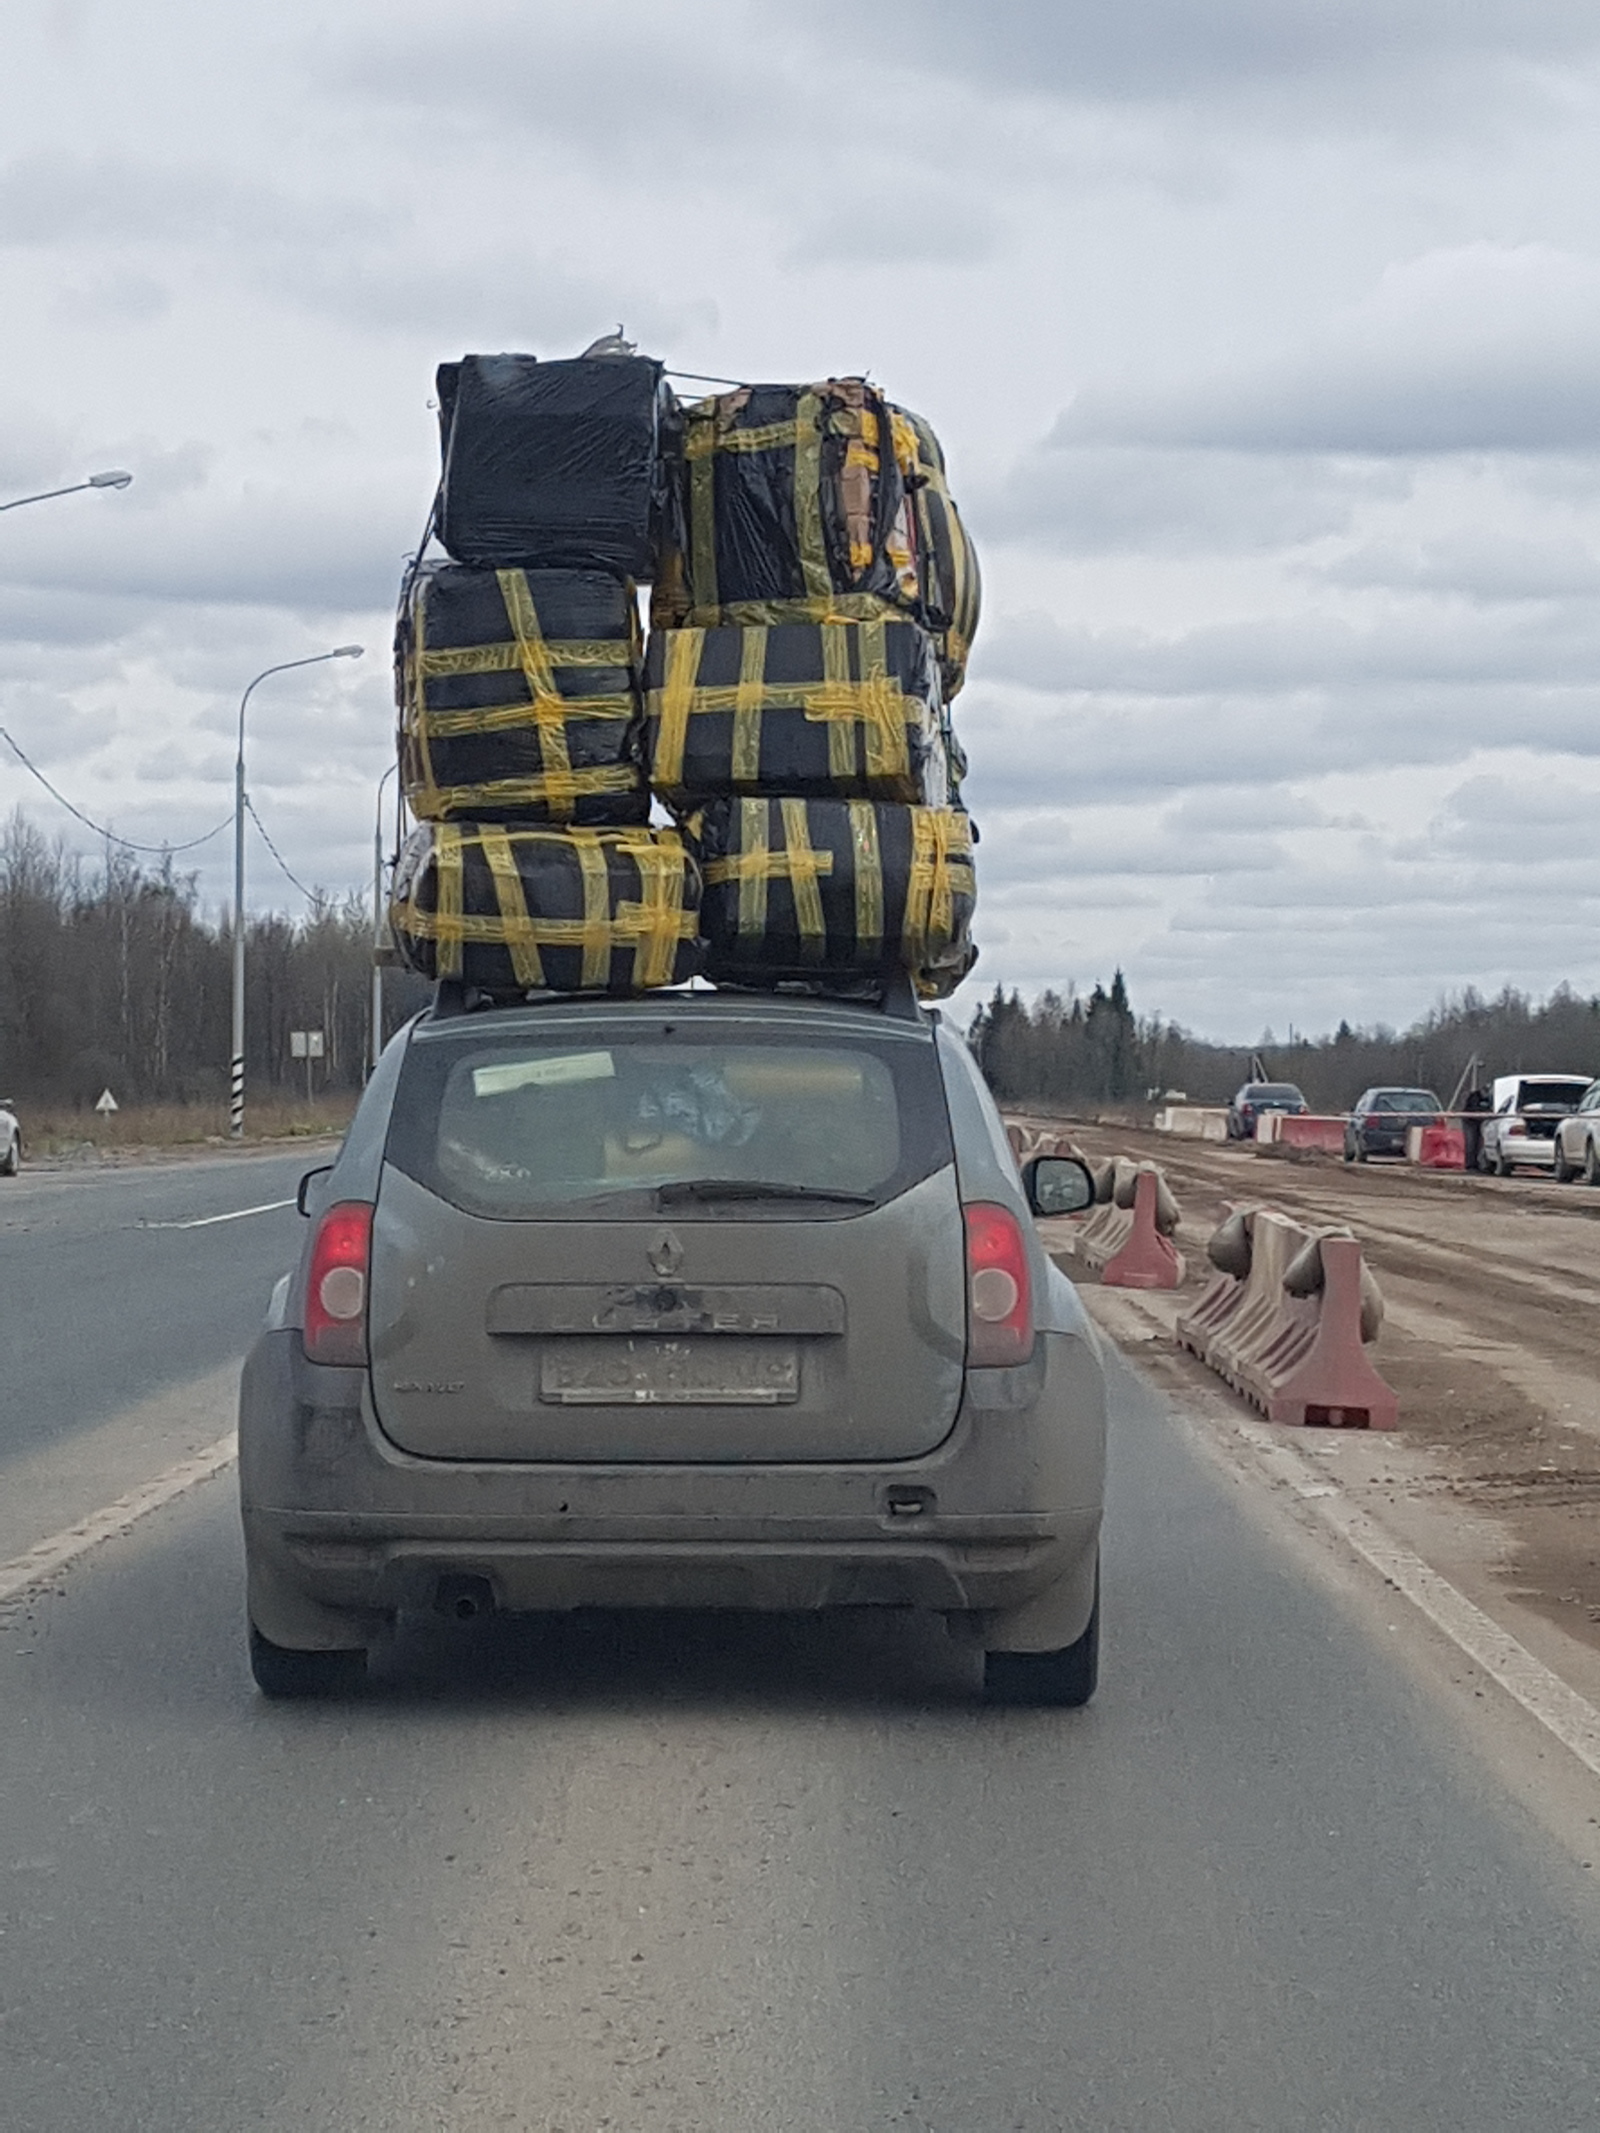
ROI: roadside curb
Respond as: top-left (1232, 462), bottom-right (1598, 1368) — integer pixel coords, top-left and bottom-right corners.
top-left (1084, 1284), bottom-right (1600, 1788)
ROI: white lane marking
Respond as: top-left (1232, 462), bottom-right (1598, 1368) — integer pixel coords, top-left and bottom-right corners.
top-left (0, 1434), bottom-right (236, 1606)
top-left (1085, 1287), bottom-right (1600, 1787)
top-left (139, 1197), bottom-right (296, 1230)
top-left (1226, 1404), bottom-right (1600, 1783)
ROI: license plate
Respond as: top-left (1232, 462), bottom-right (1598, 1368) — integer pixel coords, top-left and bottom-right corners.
top-left (539, 1338), bottom-right (800, 1406)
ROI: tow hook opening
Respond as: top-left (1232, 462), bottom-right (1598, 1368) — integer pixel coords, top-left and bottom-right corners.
top-left (434, 1573), bottom-right (496, 1622)
top-left (885, 1486), bottom-right (936, 1519)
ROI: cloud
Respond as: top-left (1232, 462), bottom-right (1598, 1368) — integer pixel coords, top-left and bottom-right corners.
top-left (1058, 246), bottom-right (1600, 455)
top-left (1312, 531), bottom-right (1600, 603)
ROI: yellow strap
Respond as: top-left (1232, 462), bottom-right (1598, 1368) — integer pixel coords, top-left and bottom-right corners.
top-left (848, 800), bottom-right (882, 956)
top-left (419, 692), bottom-right (633, 738)
top-left (479, 824), bottom-right (545, 989)
top-left (571, 831), bottom-right (612, 989)
top-left (645, 671), bottom-right (914, 791)
top-left (902, 811), bottom-right (975, 960)
top-left (497, 570), bottom-right (575, 792)
top-left (430, 822), bottom-right (465, 979)
top-left (792, 390), bottom-right (831, 603)
top-left (731, 626), bottom-right (767, 786)
top-left (685, 593), bottom-right (900, 629)
top-left (415, 636), bottom-right (633, 678)
top-left (652, 629), bottom-right (702, 792)
top-left (613, 830), bottom-right (698, 988)
top-left (413, 764), bottom-right (640, 823)
top-left (779, 797), bottom-right (827, 958)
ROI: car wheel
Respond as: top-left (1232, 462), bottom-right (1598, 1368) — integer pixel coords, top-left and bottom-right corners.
top-left (0, 1133), bottom-right (17, 1177)
top-left (1343, 1137), bottom-right (1355, 1163)
top-left (985, 1581), bottom-right (1100, 1709)
top-left (1495, 1149), bottom-right (1514, 1178)
top-left (1585, 1138), bottom-right (1600, 1189)
top-left (1554, 1141), bottom-right (1577, 1183)
top-left (248, 1622), bottom-right (367, 1699)
top-left (1477, 1141), bottom-right (1496, 1175)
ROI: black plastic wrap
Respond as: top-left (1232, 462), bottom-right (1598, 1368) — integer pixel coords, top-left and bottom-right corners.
top-left (643, 618), bottom-right (949, 808)
top-left (688, 798), bottom-right (976, 995)
top-left (662, 380), bottom-right (919, 625)
top-left (390, 822), bottom-right (703, 997)
top-left (396, 561), bottom-right (648, 825)
top-left (437, 354), bottom-right (676, 576)
top-left (892, 403), bottom-right (981, 700)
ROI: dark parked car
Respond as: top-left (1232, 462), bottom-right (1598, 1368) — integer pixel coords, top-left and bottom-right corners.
top-left (1226, 1082), bottom-right (1308, 1140)
top-left (1343, 1087), bottom-right (1442, 1163)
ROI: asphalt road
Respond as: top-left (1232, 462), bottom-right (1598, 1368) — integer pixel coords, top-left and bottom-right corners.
top-left (3, 1183), bottom-right (1599, 2133)
top-left (0, 1151), bottom-right (312, 1468)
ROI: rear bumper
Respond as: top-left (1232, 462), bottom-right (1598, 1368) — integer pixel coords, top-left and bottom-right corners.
top-left (239, 1326), bottom-right (1105, 1643)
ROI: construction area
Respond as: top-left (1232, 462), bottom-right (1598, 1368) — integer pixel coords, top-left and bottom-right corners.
top-left (1008, 1109), bottom-right (1600, 1699)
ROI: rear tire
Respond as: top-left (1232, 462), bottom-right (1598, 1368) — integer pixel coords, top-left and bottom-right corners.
top-left (985, 1584), bottom-right (1100, 1708)
top-left (1554, 1142), bottom-right (1577, 1183)
top-left (1585, 1138), bottom-right (1600, 1188)
top-left (1495, 1150), bottom-right (1514, 1178)
top-left (0, 1134), bottom-right (17, 1177)
top-left (248, 1622), bottom-right (366, 1699)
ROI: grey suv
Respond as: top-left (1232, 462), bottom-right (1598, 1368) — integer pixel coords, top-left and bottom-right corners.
top-left (239, 989), bottom-right (1107, 1705)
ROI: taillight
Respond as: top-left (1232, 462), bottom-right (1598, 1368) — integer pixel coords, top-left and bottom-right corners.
top-left (303, 1201), bottom-right (373, 1366)
top-left (1506, 1119), bottom-right (1527, 1137)
top-left (963, 1201), bottom-right (1034, 1367)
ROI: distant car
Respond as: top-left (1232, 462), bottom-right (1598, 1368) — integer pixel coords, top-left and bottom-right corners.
top-left (1343, 1087), bottom-right (1443, 1163)
top-left (1478, 1074), bottom-right (1592, 1175)
top-left (1553, 1080), bottom-right (1600, 1184)
top-left (0, 1099), bottom-right (19, 1177)
top-left (1226, 1082), bottom-right (1308, 1140)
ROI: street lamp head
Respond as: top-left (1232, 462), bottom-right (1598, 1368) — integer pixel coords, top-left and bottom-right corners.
top-left (332, 643), bottom-right (364, 659)
top-left (87, 469), bottom-right (133, 490)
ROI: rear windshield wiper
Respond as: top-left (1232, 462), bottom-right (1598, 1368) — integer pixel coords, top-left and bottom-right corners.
top-left (655, 1178), bottom-right (877, 1208)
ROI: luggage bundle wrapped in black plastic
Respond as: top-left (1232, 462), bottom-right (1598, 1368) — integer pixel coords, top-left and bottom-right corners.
top-left (686, 797), bottom-right (977, 997)
top-left (389, 821), bottom-right (702, 996)
top-left (652, 379), bottom-right (920, 630)
top-left (396, 561), bottom-right (648, 826)
top-left (436, 353), bottom-right (677, 578)
top-left (642, 616), bottom-right (951, 811)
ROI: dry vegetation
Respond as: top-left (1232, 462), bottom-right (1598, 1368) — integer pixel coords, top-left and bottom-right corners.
top-left (17, 1093), bottom-right (357, 1161)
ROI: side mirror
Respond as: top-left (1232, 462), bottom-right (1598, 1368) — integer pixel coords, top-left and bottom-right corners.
top-left (1022, 1154), bottom-right (1095, 1219)
top-left (296, 1164), bottom-right (334, 1218)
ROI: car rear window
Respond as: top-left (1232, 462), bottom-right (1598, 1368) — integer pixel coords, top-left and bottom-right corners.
top-left (1249, 1085), bottom-right (1303, 1102)
top-left (1518, 1081), bottom-right (1588, 1109)
top-left (384, 1020), bottom-right (954, 1219)
top-left (1374, 1091), bottom-right (1439, 1113)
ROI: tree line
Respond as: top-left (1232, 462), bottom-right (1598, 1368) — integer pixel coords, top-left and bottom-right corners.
top-left (969, 974), bottom-right (1600, 1114)
top-left (0, 809), bottom-right (426, 1107)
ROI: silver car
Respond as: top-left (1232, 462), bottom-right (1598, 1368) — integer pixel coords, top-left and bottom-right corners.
top-left (0, 1099), bottom-right (20, 1177)
top-left (239, 989), bottom-right (1107, 1705)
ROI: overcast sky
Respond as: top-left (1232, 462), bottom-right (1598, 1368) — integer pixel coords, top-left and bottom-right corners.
top-left (4, 0), bottom-right (1600, 1042)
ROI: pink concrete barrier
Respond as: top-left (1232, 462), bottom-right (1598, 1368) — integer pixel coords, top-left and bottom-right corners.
top-left (1411, 1123), bottom-right (1465, 1170)
top-left (1275, 1115), bottom-right (1348, 1155)
top-left (1178, 1207), bottom-right (1397, 1430)
top-left (1101, 1169), bottom-right (1185, 1290)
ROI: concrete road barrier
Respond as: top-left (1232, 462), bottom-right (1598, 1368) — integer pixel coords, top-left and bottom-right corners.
top-left (1178, 1206), bottom-right (1398, 1430)
top-left (1051, 1157), bottom-right (1185, 1290)
top-left (1407, 1123), bottom-right (1466, 1169)
top-left (1154, 1106), bottom-right (1229, 1140)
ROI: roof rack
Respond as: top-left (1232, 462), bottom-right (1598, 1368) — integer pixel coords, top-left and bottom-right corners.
top-left (426, 972), bottom-right (933, 1025)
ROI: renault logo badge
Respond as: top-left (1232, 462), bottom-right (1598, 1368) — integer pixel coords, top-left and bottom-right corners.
top-left (647, 1227), bottom-right (684, 1277)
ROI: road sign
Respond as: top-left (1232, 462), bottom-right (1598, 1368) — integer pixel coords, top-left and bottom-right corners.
top-left (95, 1088), bottom-right (118, 1115)
top-left (289, 1030), bottom-right (325, 1059)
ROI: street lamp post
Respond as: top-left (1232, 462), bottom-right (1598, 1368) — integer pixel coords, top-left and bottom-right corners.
top-left (230, 645), bottom-right (364, 1140)
top-left (372, 762), bottom-right (398, 1076)
top-left (0, 469), bottom-right (133, 513)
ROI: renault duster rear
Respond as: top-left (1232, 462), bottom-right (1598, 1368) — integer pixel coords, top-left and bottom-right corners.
top-left (239, 991), bottom-right (1107, 1702)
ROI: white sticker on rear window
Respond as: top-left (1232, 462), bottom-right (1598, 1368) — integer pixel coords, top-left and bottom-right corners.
top-left (472, 1051), bottom-right (616, 1097)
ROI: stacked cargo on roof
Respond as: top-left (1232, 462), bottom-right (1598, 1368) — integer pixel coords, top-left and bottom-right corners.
top-left (648, 378), bottom-right (978, 996)
top-left (388, 346), bottom-right (982, 1000)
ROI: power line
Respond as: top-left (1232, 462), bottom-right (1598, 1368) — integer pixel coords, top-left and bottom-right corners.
top-left (245, 793), bottom-right (322, 903)
top-left (0, 722), bottom-right (232, 856)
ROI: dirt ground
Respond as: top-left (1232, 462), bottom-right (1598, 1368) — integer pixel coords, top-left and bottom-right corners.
top-left (1012, 1112), bottom-right (1600, 1662)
